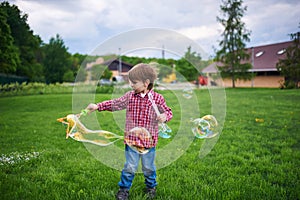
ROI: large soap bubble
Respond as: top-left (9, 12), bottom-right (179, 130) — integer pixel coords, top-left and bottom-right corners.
top-left (191, 115), bottom-right (219, 139)
top-left (125, 127), bottom-right (153, 154)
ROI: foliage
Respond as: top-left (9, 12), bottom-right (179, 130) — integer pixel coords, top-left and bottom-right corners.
top-left (276, 30), bottom-right (300, 89)
top-left (177, 46), bottom-right (203, 81)
top-left (183, 46), bottom-right (203, 71)
top-left (121, 47), bottom-right (208, 82)
top-left (90, 64), bottom-right (112, 81)
top-left (0, 1), bottom-right (43, 81)
top-left (63, 70), bottom-right (75, 82)
top-left (0, 89), bottom-right (299, 199)
top-left (121, 55), bottom-right (148, 66)
top-left (0, 82), bottom-right (70, 96)
top-left (95, 85), bottom-right (114, 94)
top-left (153, 62), bottom-right (173, 81)
top-left (0, 2), bottom-right (82, 83)
top-left (216, 0), bottom-right (252, 88)
top-left (0, 82), bottom-right (122, 97)
top-left (0, 4), bottom-right (20, 74)
top-left (42, 34), bottom-right (72, 83)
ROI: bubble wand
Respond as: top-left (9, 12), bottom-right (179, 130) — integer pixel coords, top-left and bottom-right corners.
top-left (148, 93), bottom-right (172, 138)
top-left (57, 109), bottom-right (154, 154)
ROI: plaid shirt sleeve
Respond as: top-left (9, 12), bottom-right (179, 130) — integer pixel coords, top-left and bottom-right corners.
top-left (97, 91), bottom-right (130, 111)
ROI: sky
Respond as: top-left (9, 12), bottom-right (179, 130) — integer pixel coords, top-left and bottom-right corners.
top-left (8, 0), bottom-right (300, 59)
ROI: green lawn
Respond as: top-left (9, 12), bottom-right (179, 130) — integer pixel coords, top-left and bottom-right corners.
top-left (0, 88), bottom-right (299, 199)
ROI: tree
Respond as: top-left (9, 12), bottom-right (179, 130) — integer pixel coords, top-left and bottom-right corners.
top-left (216, 0), bottom-right (252, 88)
top-left (0, 8), bottom-right (20, 74)
top-left (1, 1), bottom-right (43, 81)
top-left (63, 70), bottom-right (75, 82)
top-left (177, 46), bottom-right (202, 81)
top-left (90, 64), bottom-right (112, 81)
top-left (42, 34), bottom-right (71, 83)
top-left (276, 30), bottom-right (300, 89)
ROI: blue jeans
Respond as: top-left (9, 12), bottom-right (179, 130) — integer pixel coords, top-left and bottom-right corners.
top-left (118, 145), bottom-right (157, 190)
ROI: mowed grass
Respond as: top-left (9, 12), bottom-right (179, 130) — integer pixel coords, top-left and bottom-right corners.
top-left (0, 88), bottom-right (299, 200)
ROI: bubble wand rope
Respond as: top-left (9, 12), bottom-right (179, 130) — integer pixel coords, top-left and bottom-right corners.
top-left (57, 109), bottom-right (123, 146)
top-left (78, 110), bottom-right (153, 153)
top-left (148, 93), bottom-right (172, 138)
top-left (58, 110), bottom-right (150, 154)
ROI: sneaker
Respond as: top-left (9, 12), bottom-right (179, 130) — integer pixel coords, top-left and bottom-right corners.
top-left (145, 187), bottom-right (156, 199)
top-left (116, 188), bottom-right (129, 200)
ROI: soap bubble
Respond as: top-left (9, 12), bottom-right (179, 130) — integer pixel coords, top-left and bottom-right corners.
top-left (191, 115), bottom-right (219, 139)
top-left (125, 124), bottom-right (172, 153)
top-left (159, 123), bottom-right (172, 138)
top-left (125, 127), bottom-right (153, 154)
top-left (182, 88), bottom-right (193, 99)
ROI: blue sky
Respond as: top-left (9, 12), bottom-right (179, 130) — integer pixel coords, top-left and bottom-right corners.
top-left (10, 0), bottom-right (300, 59)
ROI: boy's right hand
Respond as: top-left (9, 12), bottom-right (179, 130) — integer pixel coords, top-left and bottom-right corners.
top-left (86, 103), bottom-right (98, 113)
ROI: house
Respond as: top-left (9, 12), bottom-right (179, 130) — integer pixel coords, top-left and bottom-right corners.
top-left (202, 41), bottom-right (293, 88)
top-left (85, 58), bottom-right (134, 83)
top-left (102, 59), bottom-right (134, 81)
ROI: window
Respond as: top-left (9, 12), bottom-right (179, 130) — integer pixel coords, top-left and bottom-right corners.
top-left (255, 51), bottom-right (264, 57)
top-left (277, 49), bottom-right (286, 55)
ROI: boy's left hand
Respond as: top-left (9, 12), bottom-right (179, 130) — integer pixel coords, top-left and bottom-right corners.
top-left (157, 113), bottom-right (167, 123)
top-left (86, 103), bottom-right (98, 113)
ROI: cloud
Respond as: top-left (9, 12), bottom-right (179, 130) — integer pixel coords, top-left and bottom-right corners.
top-left (11, 0), bottom-right (300, 57)
top-left (178, 25), bottom-right (220, 41)
top-left (15, 1), bottom-right (104, 37)
top-left (245, 0), bottom-right (300, 46)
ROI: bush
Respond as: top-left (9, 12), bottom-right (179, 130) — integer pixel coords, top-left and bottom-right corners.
top-left (0, 82), bottom-right (73, 96)
top-left (96, 85), bottom-right (114, 93)
top-left (0, 82), bottom-right (127, 96)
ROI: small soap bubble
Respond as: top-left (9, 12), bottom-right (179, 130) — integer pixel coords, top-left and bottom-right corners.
top-left (191, 115), bottom-right (219, 139)
top-left (182, 88), bottom-right (193, 99)
top-left (158, 123), bottom-right (172, 138)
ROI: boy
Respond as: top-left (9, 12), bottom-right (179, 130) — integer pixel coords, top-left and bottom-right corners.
top-left (86, 63), bottom-right (173, 200)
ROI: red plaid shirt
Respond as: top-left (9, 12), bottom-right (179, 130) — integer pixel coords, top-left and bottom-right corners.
top-left (97, 90), bottom-right (172, 148)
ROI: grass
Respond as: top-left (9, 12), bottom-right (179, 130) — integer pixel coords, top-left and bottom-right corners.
top-left (0, 88), bottom-right (299, 199)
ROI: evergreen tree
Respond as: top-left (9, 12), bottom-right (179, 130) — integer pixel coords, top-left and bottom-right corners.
top-left (216, 0), bottom-right (252, 88)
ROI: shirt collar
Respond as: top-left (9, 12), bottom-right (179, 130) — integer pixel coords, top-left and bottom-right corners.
top-left (134, 89), bottom-right (153, 98)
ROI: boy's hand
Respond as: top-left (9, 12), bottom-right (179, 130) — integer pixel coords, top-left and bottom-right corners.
top-left (157, 113), bottom-right (167, 123)
top-left (86, 103), bottom-right (98, 113)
